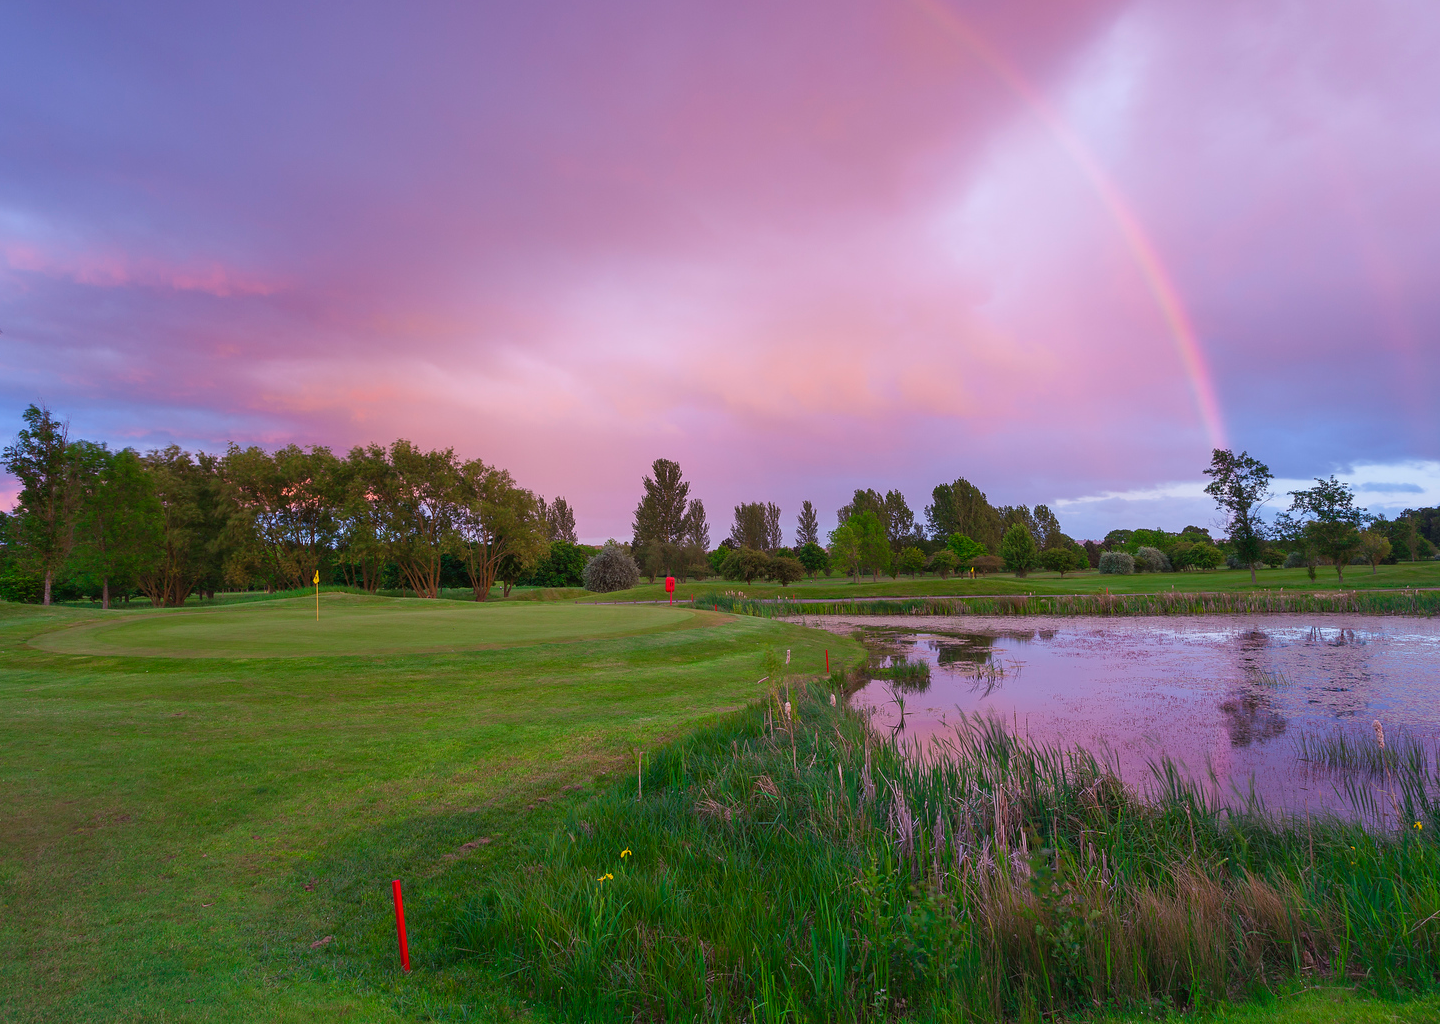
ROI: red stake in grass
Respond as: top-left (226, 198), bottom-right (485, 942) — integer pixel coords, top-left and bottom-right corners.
top-left (392, 879), bottom-right (410, 972)
top-left (825, 649), bottom-right (829, 674)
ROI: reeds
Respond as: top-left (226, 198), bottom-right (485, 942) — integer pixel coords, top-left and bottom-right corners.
top-left (455, 686), bottom-right (1440, 1021)
top-left (701, 589), bottom-right (1440, 619)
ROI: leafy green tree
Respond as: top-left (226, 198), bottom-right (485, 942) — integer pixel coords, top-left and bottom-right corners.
top-left (840, 510), bottom-right (890, 581)
top-left (796, 541), bottom-right (828, 577)
top-left (925, 478), bottom-right (1003, 553)
top-left (707, 545), bottom-right (731, 576)
top-left (927, 549), bottom-right (958, 578)
top-left (1358, 530), bottom-right (1391, 574)
top-left (376, 441), bottom-right (464, 598)
top-left (721, 547), bottom-right (770, 583)
top-left (137, 446), bottom-right (231, 606)
top-left (828, 523), bottom-right (861, 582)
top-left (1287, 476), bottom-right (1369, 585)
top-left (455, 458), bottom-right (547, 601)
top-left (946, 533), bottom-right (986, 568)
top-left (221, 443), bottom-right (342, 591)
top-left (796, 501), bottom-right (819, 547)
top-left (1203, 449), bottom-right (1273, 584)
top-left (767, 556), bottom-right (804, 587)
top-left (1000, 523), bottom-right (1039, 577)
top-left (538, 496), bottom-right (578, 544)
top-left (884, 491), bottom-right (916, 550)
top-left (997, 505), bottom-right (1040, 542)
top-left (2, 405), bottom-right (82, 605)
top-left (730, 502), bottom-right (780, 551)
top-left (898, 546), bottom-right (925, 577)
top-left (1039, 547), bottom-right (1082, 577)
top-left (334, 444), bottom-right (392, 593)
top-left (632, 459), bottom-right (702, 552)
top-left (523, 541), bottom-right (591, 588)
top-left (1031, 505), bottom-right (1063, 550)
top-left (70, 447), bottom-right (163, 608)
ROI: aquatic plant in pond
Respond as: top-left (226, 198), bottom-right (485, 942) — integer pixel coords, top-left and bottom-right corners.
top-left (455, 685), bottom-right (1440, 1022)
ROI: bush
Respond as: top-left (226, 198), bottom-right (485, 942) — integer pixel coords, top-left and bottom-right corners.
top-left (1135, 546), bottom-right (1171, 573)
top-left (1039, 547), bottom-right (1083, 576)
top-left (581, 543), bottom-right (641, 593)
top-left (1283, 551), bottom-right (1306, 569)
top-left (1098, 551), bottom-right (1134, 575)
top-left (927, 549), bottom-right (959, 579)
top-left (796, 542), bottom-right (829, 578)
top-left (521, 541), bottom-right (591, 588)
top-left (898, 546), bottom-right (926, 577)
top-left (721, 548), bottom-right (771, 583)
top-left (1261, 549), bottom-right (1286, 568)
top-left (971, 555), bottom-right (1002, 574)
top-left (766, 556), bottom-right (805, 587)
top-left (0, 570), bottom-right (44, 603)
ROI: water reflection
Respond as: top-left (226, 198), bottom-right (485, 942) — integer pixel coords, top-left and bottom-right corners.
top-left (799, 613), bottom-right (1440, 817)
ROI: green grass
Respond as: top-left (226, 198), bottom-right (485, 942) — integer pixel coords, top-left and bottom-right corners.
top-left (32, 592), bottom-right (702, 658)
top-left (0, 595), bottom-right (858, 1022)
top-left (456, 686), bottom-right (1440, 1021)
top-left (582, 560), bottom-right (1440, 605)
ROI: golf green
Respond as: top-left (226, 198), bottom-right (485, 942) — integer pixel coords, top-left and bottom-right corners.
top-left (30, 593), bottom-right (706, 658)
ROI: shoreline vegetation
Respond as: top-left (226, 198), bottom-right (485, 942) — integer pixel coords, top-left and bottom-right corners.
top-left (455, 680), bottom-right (1440, 1022)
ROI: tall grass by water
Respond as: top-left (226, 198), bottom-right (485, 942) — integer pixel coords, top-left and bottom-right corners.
top-left (703, 588), bottom-right (1440, 619)
top-left (455, 682), bottom-right (1440, 1022)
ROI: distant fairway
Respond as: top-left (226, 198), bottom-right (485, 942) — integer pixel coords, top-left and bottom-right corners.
top-left (31, 592), bottom-right (704, 658)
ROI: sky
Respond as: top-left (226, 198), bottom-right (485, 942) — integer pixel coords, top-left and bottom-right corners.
top-left (2, 0), bottom-right (1437, 544)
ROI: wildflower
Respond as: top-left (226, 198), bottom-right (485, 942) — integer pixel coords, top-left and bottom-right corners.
top-left (1417, 822), bottom-right (1424, 831)
top-left (620, 848), bottom-right (632, 859)
top-left (596, 872), bottom-right (614, 882)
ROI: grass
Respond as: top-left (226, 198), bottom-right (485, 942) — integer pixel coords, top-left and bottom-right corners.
top-left (0, 595), bottom-right (857, 1022)
top-left (578, 560), bottom-right (1440, 606)
top-left (455, 685), bottom-right (1440, 1022)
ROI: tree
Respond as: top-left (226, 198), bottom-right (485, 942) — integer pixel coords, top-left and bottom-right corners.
top-left (997, 505), bottom-right (1040, 541)
top-left (540, 496), bottom-right (578, 544)
top-left (376, 441), bottom-right (464, 598)
top-left (522, 541), bottom-right (591, 588)
top-left (583, 543), bottom-right (640, 593)
top-left (928, 549), bottom-right (958, 578)
top-left (796, 541), bottom-right (829, 578)
top-left (454, 458), bottom-right (547, 601)
top-left (1203, 449), bottom-right (1273, 584)
top-left (1039, 547), bottom-right (1082, 577)
top-left (767, 556), bottom-right (804, 586)
top-left (683, 499), bottom-right (710, 550)
top-left (837, 510), bottom-right (890, 581)
top-left (946, 533), bottom-right (986, 568)
top-left (925, 478), bottom-right (1003, 553)
top-left (1032, 505), bottom-right (1063, 550)
top-left (632, 459), bottom-right (699, 551)
top-left (1358, 530), bottom-right (1391, 574)
top-left (334, 444), bottom-right (392, 593)
top-left (1287, 476), bottom-right (1369, 585)
top-left (70, 447), bottom-right (163, 608)
top-left (796, 501), bottom-right (819, 547)
top-left (836, 489), bottom-right (888, 539)
top-left (2, 405), bottom-right (81, 605)
top-left (721, 547), bottom-right (771, 583)
top-left (1000, 523), bottom-right (1039, 576)
top-left (137, 446), bottom-right (230, 607)
top-left (884, 491), bottom-right (916, 550)
top-left (898, 546), bottom-right (925, 577)
top-left (221, 443), bottom-right (342, 592)
top-left (729, 502), bottom-right (780, 552)
top-left (828, 523), bottom-right (861, 582)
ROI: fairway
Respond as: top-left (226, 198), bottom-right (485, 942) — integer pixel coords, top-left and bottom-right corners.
top-left (31, 593), bottom-right (702, 658)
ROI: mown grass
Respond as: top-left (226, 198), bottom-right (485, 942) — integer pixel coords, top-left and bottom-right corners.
top-left (456, 683), bottom-right (1440, 1022)
top-left (0, 597), bottom-right (856, 1022)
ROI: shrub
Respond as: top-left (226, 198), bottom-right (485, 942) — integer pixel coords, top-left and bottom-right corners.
top-left (1261, 549), bottom-right (1286, 568)
top-left (927, 549), bottom-right (959, 579)
top-left (971, 555), bottom-right (1002, 574)
top-left (898, 546), bottom-right (926, 577)
top-left (766, 556), bottom-right (805, 587)
top-left (1135, 545), bottom-right (1171, 573)
top-left (1039, 547), bottom-right (1083, 577)
top-left (581, 543), bottom-right (641, 593)
top-left (796, 542), bottom-right (829, 578)
top-left (721, 547), bottom-right (771, 583)
top-left (1098, 551), bottom-right (1134, 575)
top-left (0, 570), bottom-right (44, 603)
top-left (1283, 551), bottom-right (1306, 569)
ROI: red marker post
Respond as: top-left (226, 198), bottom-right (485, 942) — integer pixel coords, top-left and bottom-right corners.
top-left (392, 879), bottom-right (411, 972)
top-left (665, 576), bottom-right (675, 606)
top-left (825, 649), bottom-right (830, 674)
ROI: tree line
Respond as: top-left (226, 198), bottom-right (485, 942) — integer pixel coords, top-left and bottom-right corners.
top-left (0, 406), bottom-right (580, 606)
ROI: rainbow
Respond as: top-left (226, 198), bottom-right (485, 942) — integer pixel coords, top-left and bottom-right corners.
top-left (914, 0), bottom-right (1228, 449)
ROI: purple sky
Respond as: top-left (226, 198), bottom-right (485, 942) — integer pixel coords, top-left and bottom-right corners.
top-left (3, 0), bottom-right (1438, 542)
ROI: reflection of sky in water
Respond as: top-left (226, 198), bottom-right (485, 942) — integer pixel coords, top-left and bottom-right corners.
top-left (802, 614), bottom-right (1440, 816)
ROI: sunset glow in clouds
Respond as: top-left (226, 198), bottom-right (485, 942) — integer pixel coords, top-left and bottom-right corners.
top-left (2, 1), bottom-right (1438, 540)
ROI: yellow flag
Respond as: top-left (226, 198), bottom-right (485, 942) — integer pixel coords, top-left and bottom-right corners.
top-left (313, 570), bottom-right (320, 585)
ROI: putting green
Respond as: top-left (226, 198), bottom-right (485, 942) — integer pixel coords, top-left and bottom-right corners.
top-left (31, 593), bottom-right (705, 659)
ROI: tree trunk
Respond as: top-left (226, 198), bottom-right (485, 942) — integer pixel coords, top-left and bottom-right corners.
top-left (1250, 563), bottom-right (1257, 585)
top-left (43, 569), bottom-right (52, 606)
top-left (102, 578), bottom-right (110, 610)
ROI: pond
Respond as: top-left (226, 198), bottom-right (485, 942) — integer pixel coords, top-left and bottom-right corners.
top-left (796, 613), bottom-right (1440, 817)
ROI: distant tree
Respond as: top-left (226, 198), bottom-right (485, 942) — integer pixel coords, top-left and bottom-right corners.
top-left (1203, 449), bottom-right (1273, 585)
top-left (137, 446), bottom-right (231, 606)
top-left (1287, 476), bottom-right (1369, 585)
top-left (70, 446), bottom-right (163, 608)
top-left (898, 546), bottom-right (925, 577)
top-left (767, 556), bottom-right (805, 587)
top-left (971, 554), bottom-right (1003, 574)
top-left (632, 459), bottom-right (701, 552)
top-left (730, 502), bottom-right (780, 552)
top-left (221, 442), bottom-right (342, 592)
top-left (828, 523), bottom-right (861, 582)
top-left (1000, 523), bottom-right (1039, 577)
top-left (523, 541), bottom-right (590, 588)
top-left (1134, 546), bottom-right (1171, 573)
top-left (849, 511), bottom-right (891, 581)
top-left (583, 543), bottom-right (640, 593)
top-left (721, 547), bottom-right (771, 583)
top-left (946, 533), bottom-right (986, 568)
top-left (1358, 530), bottom-right (1391, 574)
top-left (2, 405), bottom-right (82, 605)
top-left (1039, 547), bottom-right (1082, 577)
top-left (835, 490), bottom-right (889, 544)
top-left (927, 549), bottom-right (959, 578)
top-left (707, 545), bottom-right (730, 576)
top-left (796, 501), bottom-right (820, 547)
top-left (1032, 504), bottom-right (1063, 550)
top-left (539, 496), bottom-right (578, 544)
top-left (884, 491), bottom-right (916, 550)
top-left (452, 458), bottom-right (547, 601)
top-left (683, 499), bottom-right (710, 551)
top-left (997, 505), bottom-right (1040, 542)
top-left (1179, 525), bottom-right (1214, 543)
top-left (925, 478), bottom-right (1003, 553)
top-left (1098, 551), bottom-right (1134, 575)
top-left (796, 541), bottom-right (829, 578)
top-left (1103, 529), bottom-right (1133, 550)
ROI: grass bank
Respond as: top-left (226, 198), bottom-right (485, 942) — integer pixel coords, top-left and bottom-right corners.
top-left (0, 597), bottom-right (855, 1021)
top-left (456, 683), bottom-right (1440, 1022)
